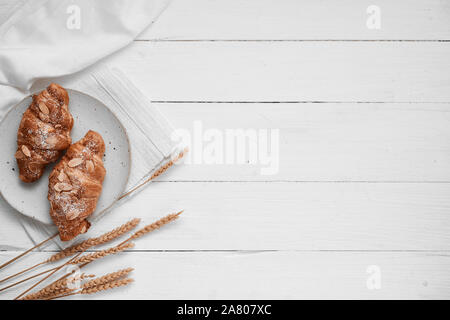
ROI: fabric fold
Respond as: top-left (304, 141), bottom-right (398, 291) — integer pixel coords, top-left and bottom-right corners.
top-left (0, 0), bottom-right (170, 90)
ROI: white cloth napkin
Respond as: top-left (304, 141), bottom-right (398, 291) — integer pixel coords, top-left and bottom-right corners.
top-left (0, 0), bottom-right (170, 90)
top-left (0, 0), bottom-right (180, 249)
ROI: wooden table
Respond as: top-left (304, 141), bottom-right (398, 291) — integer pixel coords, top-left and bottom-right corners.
top-left (1, 0), bottom-right (450, 299)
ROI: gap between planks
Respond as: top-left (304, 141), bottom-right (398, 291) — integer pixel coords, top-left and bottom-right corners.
top-left (135, 39), bottom-right (450, 42)
top-left (2, 249), bottom-right (450, 253)
top-left (147, 181), bottom-right (450, 184)
top-left (149, 101), bottom-right (450, 104)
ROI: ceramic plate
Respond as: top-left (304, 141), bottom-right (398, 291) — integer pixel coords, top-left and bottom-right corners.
top-left (0, 89), bottom-right (130, 225)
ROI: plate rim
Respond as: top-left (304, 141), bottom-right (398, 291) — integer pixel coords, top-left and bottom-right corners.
top-left (0, 87), bottom-right (132, 224)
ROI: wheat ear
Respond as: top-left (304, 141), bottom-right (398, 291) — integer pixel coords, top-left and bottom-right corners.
top-left (51, 278), bottom-right (134, 299)
top-left (21, 273), bottom-right (94, 300)
top-left (120, 211), bottom-right (183, 245)
top-left (71, 242), bottom-right (135, 265)
top-left (47, 218), bottom-right (140, 263)
top-left (118, 148), bottom-right (188, 200)
top-left (82, 268), bottom-right (133, 290)
top-left (47, 269), bottom-right (133, 300)
top-left (0, 233), bottom-right (58, 271)
top-left (82, 278), bottom-right (134, 295)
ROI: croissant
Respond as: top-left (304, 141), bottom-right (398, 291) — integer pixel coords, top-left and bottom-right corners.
top-left (15, 83), bottom-right (73, 183)
top-left (48, 130), bottom-right (106, 241)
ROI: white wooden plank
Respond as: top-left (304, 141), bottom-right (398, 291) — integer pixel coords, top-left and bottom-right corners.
top-left (153, 102), bottom-right (450, 182)
top-left (0, 199), bottom-right (33, 250)
top-left (139, 0), bottom-right (450, 40)
top-left (37, 182), bottom-right (450, 251)
top-left (4, 182), bottom-right (450, 251)
top-left (109, 41), bottom-right (450, 102)
top-left (1, 251), bottom-right (449, 299)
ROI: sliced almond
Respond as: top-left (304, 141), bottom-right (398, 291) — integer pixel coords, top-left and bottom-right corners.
top-left (54, 182), bottom-right (72, 192)
top-left (66, 210), bottom-right (80, 221)
top-left (38, 102), bottom-right (49, 115)
top-left (86, 160), bottom-right (94, 173)
top-left (57, 171), bottom-right (67, 182)
top-left (15, 150), bottom-right (24, 159)
top-left (68, 158), bottom-right (83, 167)
top-left (55, 124), bottom-right (62, 129)
top-left (45, 135), bottom-right (59, 146)
top-left (38, 112), bottom-right (47, 121)
top-left (80, 225), bottom-right (87, 234)
top-left (21, 145), bottom-right (31, 157)
top-left (59, 183), bottom-right (73, 191)
top-left (28, 163), bottom-right (40, 174)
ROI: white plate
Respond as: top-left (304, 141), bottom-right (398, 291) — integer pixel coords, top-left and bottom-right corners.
top-left (0, 89), bottom-right (131, 225)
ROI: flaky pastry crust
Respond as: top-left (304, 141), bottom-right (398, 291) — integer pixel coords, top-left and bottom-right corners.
top-left (15, 83), bottom-right (73, 183)
top-left (48, 130), bottom-right (106, 241)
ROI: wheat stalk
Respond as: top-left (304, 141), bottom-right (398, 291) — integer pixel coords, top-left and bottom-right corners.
top-left (0, 218), bottom-right (140, 288)
top-left (120, 211), bottom-right (183, 245)
top-left (82, 268), bottom-right (133, 290)
top-left (50, 278), bottom-right (134, 299)
top-left (46, 218), bottom-right (140, 263)
top-left (21, 273), bottom-right (94, 300)
top-left (82, 278), bottom-right (134, 295)
top-left (118, 148), bottom-right (188, 199)
top-left (47, 269), bottom-right (133, 300)
top-left (0, 233), bottom-right (58, 272)
top-left (71, 242), bottom-right (135, 265)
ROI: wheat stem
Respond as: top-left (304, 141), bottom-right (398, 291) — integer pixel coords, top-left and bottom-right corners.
top-left (0, 233), bottom-right (58, 271)
top-left (118, 148), bottom-right (187, 200)
top-left (0, 266), bottom-right (57, 293)
top-left (0, 261), bottom-right (46, 284)
top-left (14, 251), bottom-right (83, 300)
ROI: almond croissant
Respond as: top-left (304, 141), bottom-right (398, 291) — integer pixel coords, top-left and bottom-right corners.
top-left (15, 83), bottom-right (73, 183)
top-left (48, 130), bottom-right (106, 241)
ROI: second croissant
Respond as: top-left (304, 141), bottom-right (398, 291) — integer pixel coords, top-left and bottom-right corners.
top-left (48, 130), bottom-right (106, 241)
